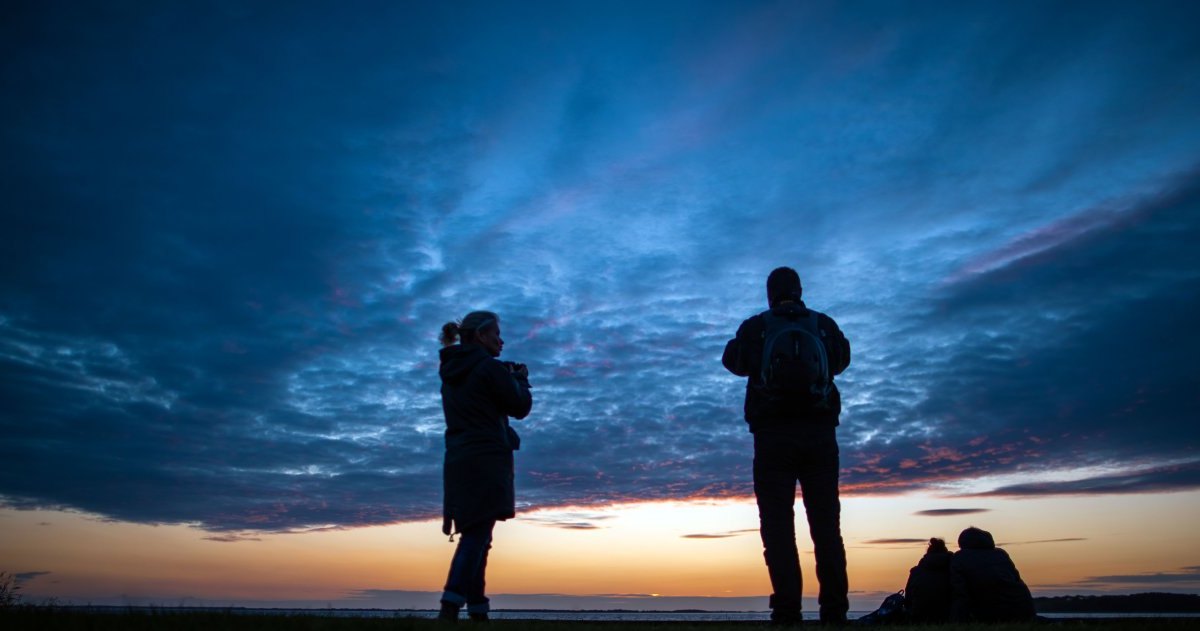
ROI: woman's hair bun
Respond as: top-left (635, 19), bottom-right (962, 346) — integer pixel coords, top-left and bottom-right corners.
top-left (440, 321), bottom-right (460, 346)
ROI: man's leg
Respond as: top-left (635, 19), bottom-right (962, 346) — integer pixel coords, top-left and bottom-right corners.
top-left (798, 436), bottom-right (848, 624)
top-left (754, 434), bottom-right (802, 623)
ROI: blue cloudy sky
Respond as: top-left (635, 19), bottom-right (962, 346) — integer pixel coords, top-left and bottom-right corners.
top-left (3, 0), bottom-right (1199, 537)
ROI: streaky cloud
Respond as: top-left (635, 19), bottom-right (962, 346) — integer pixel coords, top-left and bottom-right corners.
top-left (998, 538), bottom-right (1086, 546)
top-left (14, 571), bottom-right (50, 584)
top-left (520, 511), bottom-right (616, 531)
top-left (681, 528), bottom-right (757, 539)
top-left (970, 461), bottom-right (1200, 497)
top-left (202, 534), bottom-right (263, 543)
top-left (553, 522), bottom-right (602, 530)
top-left (914, 508), bottom-right (989, 517)
top-left (1079, 566), bottom-right (1200, 585)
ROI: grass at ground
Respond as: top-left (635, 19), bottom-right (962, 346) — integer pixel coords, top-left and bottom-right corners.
top-left (7, 614), bottom-right (1200, 631)
top-left (2, 609), bottom-right (1199, 631)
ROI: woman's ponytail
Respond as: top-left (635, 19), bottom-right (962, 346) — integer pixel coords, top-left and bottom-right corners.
top-left (440, 310), bottom-right (498, 346)
top-left (440, 321), bottom-right (460, 346)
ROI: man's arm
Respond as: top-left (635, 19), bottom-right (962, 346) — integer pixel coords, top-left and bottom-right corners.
top-left (836, 334), bottom-right (850, 376)
top-left (823, 315), bottom-right (851, 376)
top-left (722, 319), bottom-right (753, 377)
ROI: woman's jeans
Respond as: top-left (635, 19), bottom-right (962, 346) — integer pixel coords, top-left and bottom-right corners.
top-left (442, 519), bottom-right (496, 614)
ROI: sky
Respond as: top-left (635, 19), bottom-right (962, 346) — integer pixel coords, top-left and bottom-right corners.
top-left (2, 0), bottom-right (1200, 611)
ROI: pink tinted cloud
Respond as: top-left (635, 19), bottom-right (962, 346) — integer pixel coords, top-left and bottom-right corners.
top-left (944, 205), bottom-right (1135, 286)
top-left (940, 169), bottom-right (1200, 288)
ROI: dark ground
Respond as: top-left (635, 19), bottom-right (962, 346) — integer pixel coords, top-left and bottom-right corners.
top-left (3, 608), bottom-right (1200, 631)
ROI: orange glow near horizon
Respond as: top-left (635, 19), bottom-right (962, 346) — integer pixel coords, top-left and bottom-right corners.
top-left (3, 489), bottom-right (1199, 607)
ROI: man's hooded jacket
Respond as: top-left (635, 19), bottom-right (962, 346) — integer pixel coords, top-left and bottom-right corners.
top-left (439, 343), bottom-right (531, 535)
top-left (950, 527), bottom-right (1036, 622)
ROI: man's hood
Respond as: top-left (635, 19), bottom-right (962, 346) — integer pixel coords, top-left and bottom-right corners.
top-left (770, 299), bottom-right (809, 318)
top-left (958, 527), bottom-right (996, 551)
top-left (439, 344), bottom-right (490, 384)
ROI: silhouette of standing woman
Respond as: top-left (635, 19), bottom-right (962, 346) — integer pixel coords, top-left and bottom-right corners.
top-left (437, 311), bottom-right (532, 622)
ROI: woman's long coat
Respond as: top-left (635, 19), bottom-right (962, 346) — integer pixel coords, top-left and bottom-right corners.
top-left (439, 343), bottom-right (532, 535)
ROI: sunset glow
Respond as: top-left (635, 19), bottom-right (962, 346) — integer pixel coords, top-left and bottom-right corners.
top-left (5, 489), bottom-right (1198, 609)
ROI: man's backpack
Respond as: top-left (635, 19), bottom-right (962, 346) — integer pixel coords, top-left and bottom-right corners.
top-left (758, 310), bottom-right (831, 407)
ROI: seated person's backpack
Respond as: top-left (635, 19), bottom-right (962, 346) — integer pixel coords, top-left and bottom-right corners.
top-left (858, 590), bottom-right (907, 625)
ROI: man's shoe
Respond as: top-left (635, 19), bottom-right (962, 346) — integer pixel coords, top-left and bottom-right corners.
top-left (820, 613), bottom-right (848, 627)
top-left (770, 609), bottom-right (802, 626)
top-left (469, 613), bottom-right (490, 622)
top-left (438, 600), bottom-right (461, 622)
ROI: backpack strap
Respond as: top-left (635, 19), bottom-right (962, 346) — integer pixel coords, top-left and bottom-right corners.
top-left (758, 311), bottom-right (776, 385)
top-left (810, 311), bottom-right (832, 393)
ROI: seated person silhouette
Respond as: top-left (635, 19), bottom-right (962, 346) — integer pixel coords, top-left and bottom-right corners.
top-left (905, 537), bottom-right (953, 623)
top-left (950, 527), bottom-right (1036, 622)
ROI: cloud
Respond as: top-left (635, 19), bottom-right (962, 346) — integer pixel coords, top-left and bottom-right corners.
top-left (681, 529), bottom-right (757, 539)
top-left (972, 461), bottom-right (1200, 497)
top-left (1079, 566), bottom-right (1200, 586)
top-left (857, 535), bottom-right (1084, 549)
top-left (550, 522), bottom-right (601, 530)
top-left (998, 538), bottom-right (1086, 546)
top-left (202, 534), bottom-right (263, 543)
top-left (944, 205), bottom-right (1139, 285)
top-left (14, 571), bottom-right (50, 585)
top-left (1, 2), bottom-right (1199, 533)
top-left (838, 173), bottom-right (1200, 497)
top-left (914, 509), bottom-right (989, 517)
top-left (520, 511), bottom-right (615, 531)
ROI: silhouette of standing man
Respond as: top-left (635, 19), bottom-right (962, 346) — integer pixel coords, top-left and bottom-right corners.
top-left (723, 267), bottom-right (851, 625)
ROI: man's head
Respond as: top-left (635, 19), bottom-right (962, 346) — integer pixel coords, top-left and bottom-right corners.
top-left (767, 266), bottom-right (803, 307)
top-left (957, 526), bottom-right (995, 551)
